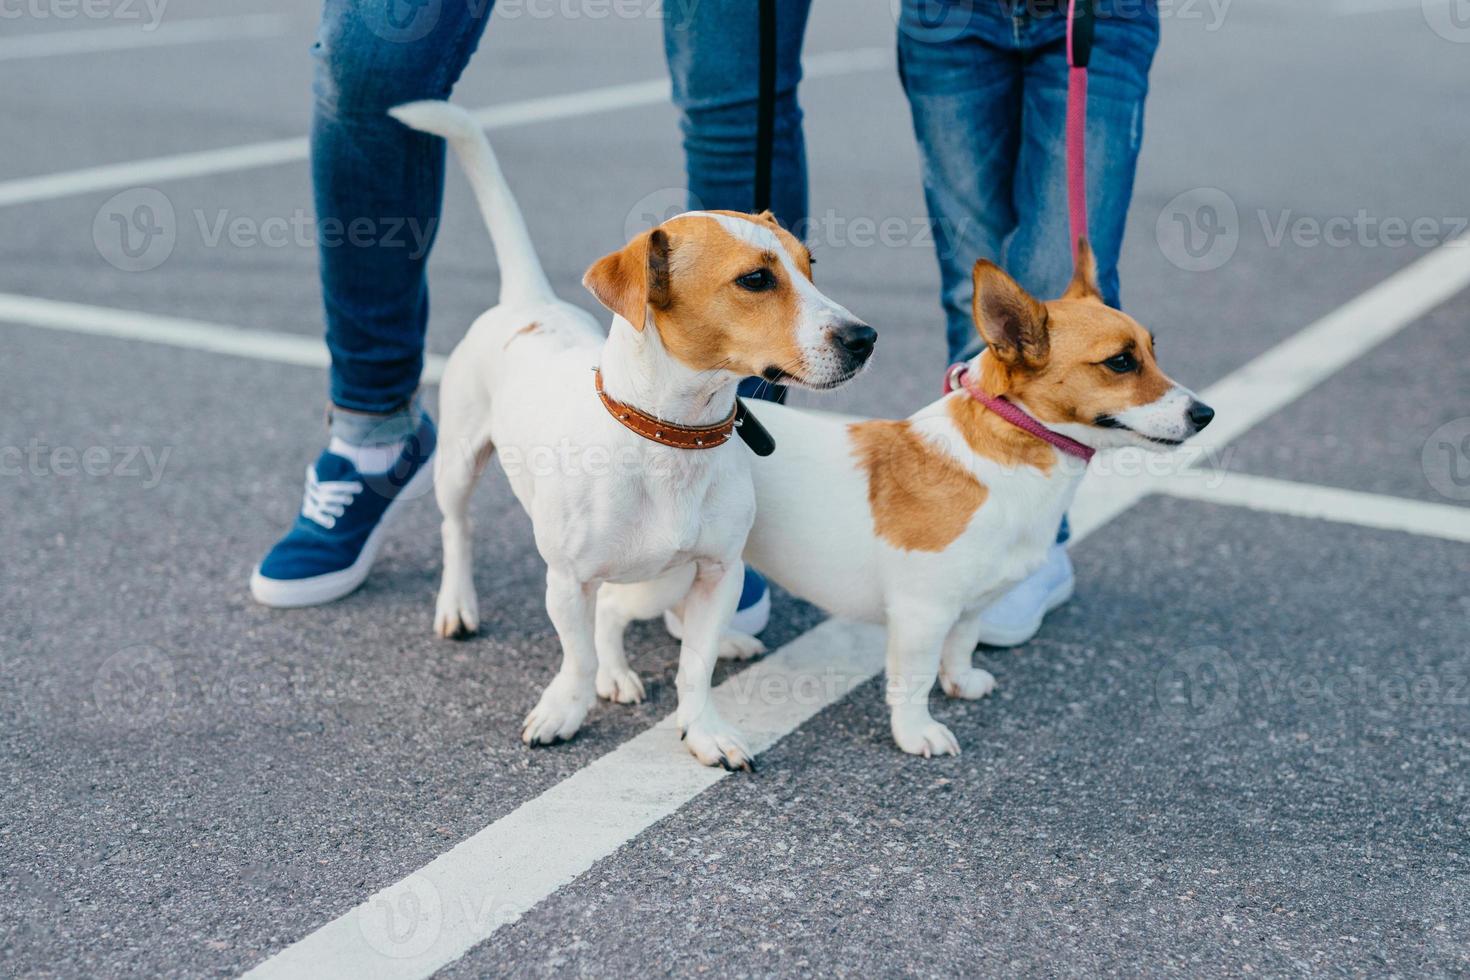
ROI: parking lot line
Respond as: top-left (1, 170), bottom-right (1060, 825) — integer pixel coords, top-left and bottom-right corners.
top-left (0, 47), bottom-right (890, 209)
top-left (237, 238), bottom-right (1470, 978)
top-left (1156, 472), bottom-right (1470, 542)
top-left (242, 619), bottom-right (888, 980)
top-left (0, 13), bottom-right (291, 63)
top-left (1334, 0), bottom-right (1448, 14)
top-left (0, 292), bottom-right (449, 381)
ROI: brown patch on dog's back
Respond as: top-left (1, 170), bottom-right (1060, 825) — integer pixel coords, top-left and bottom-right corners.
top-left (849, 420), bottom-right (988, 553)
top-left (947, 395), bottom-right (1055, 473)
top-left (503, 321), bottom-right (540, 349)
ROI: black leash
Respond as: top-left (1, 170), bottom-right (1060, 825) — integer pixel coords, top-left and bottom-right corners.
top-left (754, 0), bottom-right (777, 215)
top-left (737, 0), bottom-right (786, 439)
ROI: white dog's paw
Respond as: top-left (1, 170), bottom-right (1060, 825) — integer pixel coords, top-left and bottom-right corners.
top-left (680, 709), bottom-right (755, 771)
top-left (521, 675), bottom-right (594, 746)
top-left (717, 630), bottom-right (766, 661)
top-left (940, 667), bottom-right (996, 701)
top-left (434, 586), bottom-right (479, 640)
top-left (596, 664), bottom-right (646, 704)
top-left (891, 712), bottom-right (961, 758)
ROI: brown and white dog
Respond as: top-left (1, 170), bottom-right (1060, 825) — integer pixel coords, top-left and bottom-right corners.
top-left (390, 101), bottom-right (874, 769)
top-left (605, 241), bottom-right (1213, 758)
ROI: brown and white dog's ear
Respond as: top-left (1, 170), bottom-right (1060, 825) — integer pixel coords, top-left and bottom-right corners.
top-left (972, 259), bottom-right (1050, 369)
top-left (1060, 236), bottom-right (1102, 302)
top-left (582, 228), bottom-right (672, 329)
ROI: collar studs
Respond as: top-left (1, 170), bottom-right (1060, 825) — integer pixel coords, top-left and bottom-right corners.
top-left (594, 369), bottom-right (736, 451)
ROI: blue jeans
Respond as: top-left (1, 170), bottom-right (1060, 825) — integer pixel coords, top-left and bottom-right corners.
top-left (311, 0), bottom-right (495, 424)
top-left (897, 0), bottom-right (1160, 362)
top-left (663, 0), bottom-right (813, 240)
top-left (312, 0), bottom-right (803, 427)
top-left (664, 0), bottom-right (814, 404)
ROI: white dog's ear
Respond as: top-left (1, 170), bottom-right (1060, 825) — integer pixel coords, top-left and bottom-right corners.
top-left (1060, 236), bottom-right (1102, 302)
top-left (972, 259), bottom-right (1050, 369)
top-left (583, 228), bottom-right (672, 330)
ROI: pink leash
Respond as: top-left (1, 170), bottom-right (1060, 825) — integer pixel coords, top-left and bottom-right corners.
top-left (943, 0), bottom-right (1096, 418)
top-left (1065, 0), bottom-right (1093, 246)
top-left (943, 363), bottom-right (1095, 464)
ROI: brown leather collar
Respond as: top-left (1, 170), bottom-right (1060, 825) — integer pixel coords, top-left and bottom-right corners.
top-left (594, 369), bottom-right (737, 450)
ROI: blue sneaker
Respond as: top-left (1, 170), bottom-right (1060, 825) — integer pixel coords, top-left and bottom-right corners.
top-left (250, 416), bottom-right (436, 608)
top-left (662, 566), bottom-right (770, 647)
top-left (731, 567), bottom-right (770, 636)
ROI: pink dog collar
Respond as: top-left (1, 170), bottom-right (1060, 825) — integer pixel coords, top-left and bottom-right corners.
top-left (944, 363), bottom-right (1096, 465)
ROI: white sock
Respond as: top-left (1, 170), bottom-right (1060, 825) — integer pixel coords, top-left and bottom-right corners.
top-left (328, 436), bottom-right (403, 475)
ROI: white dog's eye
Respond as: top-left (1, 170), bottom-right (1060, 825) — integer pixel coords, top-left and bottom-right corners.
top-left (735, 268), bottom-right (776, 292)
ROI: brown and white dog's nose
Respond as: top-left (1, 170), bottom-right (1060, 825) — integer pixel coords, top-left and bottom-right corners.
top-left (1187, 400), bottom-right (1215, 432)
top-left (832, 322), bottom-right (877, 360)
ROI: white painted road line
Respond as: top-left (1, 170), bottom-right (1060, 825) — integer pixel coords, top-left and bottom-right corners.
top-left (1334, 0), bottom-right (1448, 14)
top-left (242, 619), bottom-right (887, 980)
top-left (1156, 471), bottom-right (1470, 543)
top-left (0, 47), bottom-right (890, 209)
top-left (1069, 235), bottom-right (1470, 541)
top-left (0, 293), bottom-right (450, 381)
top-left (0, 13), bottom-right (291, 63)
top-left (1190, 238), bottom-right (1470, 454)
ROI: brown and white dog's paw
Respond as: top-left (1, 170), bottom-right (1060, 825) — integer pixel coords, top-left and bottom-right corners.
top-left (891, 711), bottom-right (961, 758)
top-left (680, 709), bottom-right (755, 771)
top-left (717, 630), bottom-right (766, 661)
top-left (434, 584), bottom-right (479, 640)
top-left (595, 664), bottom-right (646, 704)
top-left (940, 667), bottom-right (996, 701)
top-left (522, 674), bottom-right (594, 745)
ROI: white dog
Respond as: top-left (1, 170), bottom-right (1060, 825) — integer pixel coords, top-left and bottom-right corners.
top-left (390, 101), bottom-right (875, 769)
top-left (607, 243), bottom-right (1214, 758)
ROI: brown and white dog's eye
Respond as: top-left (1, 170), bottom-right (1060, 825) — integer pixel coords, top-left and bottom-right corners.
top-left (1102, 351), bottom-right (1138, 374)
top-left (735, 268), bottom-right (777, 292)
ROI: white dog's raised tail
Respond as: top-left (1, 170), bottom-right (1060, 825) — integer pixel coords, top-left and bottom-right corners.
top-left (389, 100), bottom-right (553, 306)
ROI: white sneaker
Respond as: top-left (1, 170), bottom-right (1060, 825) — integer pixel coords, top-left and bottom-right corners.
top-left (973, 544), bottom-right (1075, 647)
